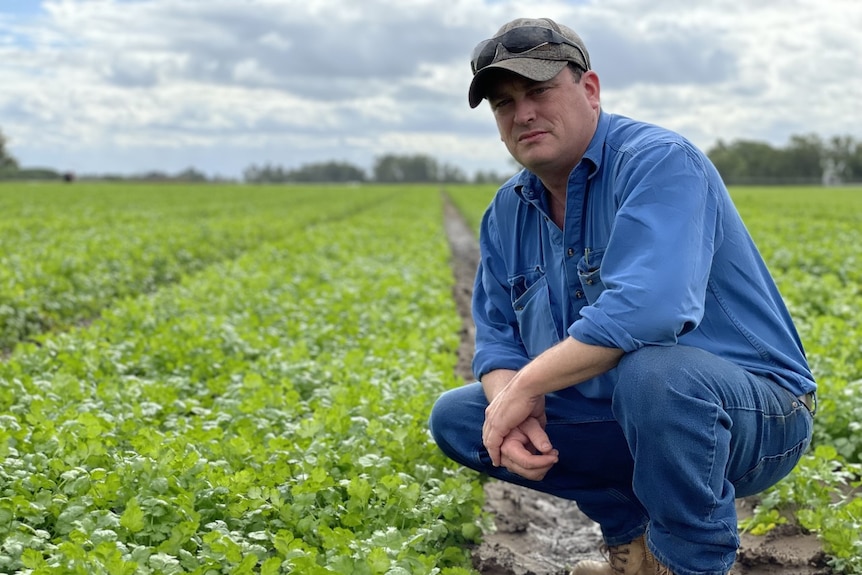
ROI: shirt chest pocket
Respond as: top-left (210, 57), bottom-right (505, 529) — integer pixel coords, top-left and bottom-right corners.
top-left (577, 248), bottom-right (607, 305)
top-left (509, 269), bottom-right (561, 359)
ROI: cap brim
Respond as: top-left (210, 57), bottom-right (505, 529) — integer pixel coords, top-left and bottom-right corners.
top-left (468, 59), bottom-right (568, 108)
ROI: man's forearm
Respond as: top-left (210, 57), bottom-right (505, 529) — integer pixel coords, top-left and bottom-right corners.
top-left (480, 369), bottom-right (518, 402)
top-left (512, 337), bottom-right (623, 397)
top-left (480, 337), bottom-right (623, 400)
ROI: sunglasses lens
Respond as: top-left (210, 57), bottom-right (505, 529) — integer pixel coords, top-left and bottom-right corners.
top-left (470, 39), bottom-right (493, 73)
top-left (470, 27), bottom-right (569, 73)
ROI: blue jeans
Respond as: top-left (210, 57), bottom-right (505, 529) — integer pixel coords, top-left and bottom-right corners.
top-left (428, 346), bottom-right (813, 575)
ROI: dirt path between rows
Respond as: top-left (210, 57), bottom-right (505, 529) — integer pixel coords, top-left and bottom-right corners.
top-left (441, 194), bottom-right (829, 575)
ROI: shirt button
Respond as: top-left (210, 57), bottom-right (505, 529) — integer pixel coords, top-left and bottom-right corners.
top-left (567, 248), bottom-right (575, 257)
top-left (575, 290), bottom-right (584, 299)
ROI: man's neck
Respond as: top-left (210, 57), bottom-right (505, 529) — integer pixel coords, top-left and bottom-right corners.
top-left (544, 185), bottom-right (567, 229)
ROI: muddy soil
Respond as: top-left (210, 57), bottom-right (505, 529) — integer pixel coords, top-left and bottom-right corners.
top-left (441, 195), bottom-right (829, 575)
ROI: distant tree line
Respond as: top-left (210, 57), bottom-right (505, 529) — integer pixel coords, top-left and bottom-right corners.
top-left (242, 154), bottom-right (507, 184)
top-left (244, 137), bottom-right (862, 186)
top-left (0, 131), bottom-right (18, 172)
top-left (243, 160), bottom-right (366, 184)
top-left (1, 130), bottom-right (74, 181)
top-left (3, 126), bottom-right (861, 185)
top-left (707, 134), bottom-right (862, 185)
top-left (89, 167), bottom-right (217, 183)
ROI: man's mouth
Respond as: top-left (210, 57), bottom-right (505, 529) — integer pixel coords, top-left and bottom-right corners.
top-left (518, 130), bottom-right (546, 142)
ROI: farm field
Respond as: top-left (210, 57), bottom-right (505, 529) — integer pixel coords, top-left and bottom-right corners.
top-left (0, 183), bottom-right (484, 575)
top-left (0, 182), bottom-right (860, 574)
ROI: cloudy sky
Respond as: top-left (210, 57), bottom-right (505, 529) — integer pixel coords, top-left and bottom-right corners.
top-left (1, 0), bottom-right (860, 179)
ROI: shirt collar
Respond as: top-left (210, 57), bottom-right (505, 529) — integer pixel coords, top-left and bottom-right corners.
top-left (513, 109), bottom-right (610, 203)
top-left (513, 170), bottom-right (544, 203)
top-left (583, 109), bottom-right (610, 175)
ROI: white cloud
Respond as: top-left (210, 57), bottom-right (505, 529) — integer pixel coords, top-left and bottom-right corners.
top-left (258, 32), bottom-right (292, 51)
top-left (0, 0), bottom-right (860, 177)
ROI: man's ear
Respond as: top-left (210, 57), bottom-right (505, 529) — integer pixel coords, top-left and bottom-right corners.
top-left (582, 70), bottom-right (601, 105)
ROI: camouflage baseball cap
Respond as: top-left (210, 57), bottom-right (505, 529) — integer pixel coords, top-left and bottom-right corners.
top-left (468, 17), bottom-right (591, 108)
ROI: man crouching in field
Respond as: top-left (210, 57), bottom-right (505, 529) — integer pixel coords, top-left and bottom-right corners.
top-left (429, 17), bottom-right (816, 575)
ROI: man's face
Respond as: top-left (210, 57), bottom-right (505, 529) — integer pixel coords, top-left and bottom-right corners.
top-left (486, 67), bottom-right (600, 178)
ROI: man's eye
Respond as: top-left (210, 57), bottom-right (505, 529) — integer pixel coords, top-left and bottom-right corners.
top-left (492, 99), bottom-right (512, 110)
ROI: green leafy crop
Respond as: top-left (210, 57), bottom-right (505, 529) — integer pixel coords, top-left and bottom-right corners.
top-left (0, 184), bottom-right (488, 574)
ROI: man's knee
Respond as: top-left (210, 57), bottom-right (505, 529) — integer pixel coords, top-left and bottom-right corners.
top-left (615, 346), bottom-right (679, 403)
top-left (428, 388), bottom-right (460, 447)
top-left (428, 383), bottom-right (487, 457)
top-left (613, 346), bottom-right (724, 418)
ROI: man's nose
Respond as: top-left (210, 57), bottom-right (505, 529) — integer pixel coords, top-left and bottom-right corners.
top-left (513, 98), bottom-right (536, 124)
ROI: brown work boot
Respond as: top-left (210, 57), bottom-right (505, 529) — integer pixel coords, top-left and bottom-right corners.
top-left (569, 534), bottom-right (674, 575)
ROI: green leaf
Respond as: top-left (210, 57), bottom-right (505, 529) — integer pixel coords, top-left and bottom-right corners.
top-left (120, 497), bottom-right (145, 534)
top-left (367, 547), bottom-right (390, 574)
top-left (260, 557), bottom-right (283, 575)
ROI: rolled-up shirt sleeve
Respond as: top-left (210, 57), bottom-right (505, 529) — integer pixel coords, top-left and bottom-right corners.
top-left (471, 208), bottom-right (531, 379)
top-left (569, 141), bottom-right (724, 351)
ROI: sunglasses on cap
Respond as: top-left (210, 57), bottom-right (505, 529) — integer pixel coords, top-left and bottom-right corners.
top-left (470, 26), bottom-right (590, 74)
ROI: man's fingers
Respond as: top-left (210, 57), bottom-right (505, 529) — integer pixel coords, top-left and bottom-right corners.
top-left (502, 445), bottom-right (558, 470)
top-left (518, 417), bottom-right (553, 454)
top-left (501, 457), bottom-right (555, 481)
top-left (482, 416), bottom-right (505, 467)
top-left (499, 437), bottom-right (558, 480)
top-left (485, 437), bottom-right (502, 467)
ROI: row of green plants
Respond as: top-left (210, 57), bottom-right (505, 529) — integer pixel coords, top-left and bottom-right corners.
top-left (0, 185), bottom-right (486, 573)
top-left (0, 184), bottom-right (389, 353)
top-left (731, 188), bottom-right (862, 573)
top-left (449, 184), bottom-right (862, 572)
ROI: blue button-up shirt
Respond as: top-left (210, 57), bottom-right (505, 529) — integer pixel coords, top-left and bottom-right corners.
top-left (472, 111), bottom-right (816, 399)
